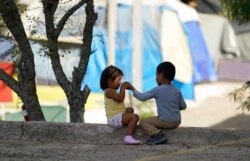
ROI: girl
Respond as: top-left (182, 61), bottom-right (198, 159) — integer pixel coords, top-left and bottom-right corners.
top-left (100, 65), bottom-right (140, 145)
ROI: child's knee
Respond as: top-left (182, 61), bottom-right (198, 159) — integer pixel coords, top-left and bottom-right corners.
top-left (125, 107), bottom-right (134, 113)
top-left (134, 114), bottom-right (139, 121)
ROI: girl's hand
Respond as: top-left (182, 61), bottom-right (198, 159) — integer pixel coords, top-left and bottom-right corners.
top-left (105, 82), bottom-right (130, 103)
top-left (121, 81), bottom-right (131, 89)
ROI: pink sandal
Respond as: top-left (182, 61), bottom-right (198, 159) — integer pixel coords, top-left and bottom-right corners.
top-left (123, 135), bottom-right (140, 145)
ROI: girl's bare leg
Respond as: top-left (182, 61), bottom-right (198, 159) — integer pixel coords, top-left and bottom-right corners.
top-left (122, 113), bottom-right (140, 144)
top-left (122, 113), bottom-right (139, 135)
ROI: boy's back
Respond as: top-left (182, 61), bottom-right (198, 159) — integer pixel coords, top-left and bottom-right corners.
top-left (133, 84), bottom-right (186, 122)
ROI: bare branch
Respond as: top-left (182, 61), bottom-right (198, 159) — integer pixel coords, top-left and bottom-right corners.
top-left (55, 0), bottom-right (89, 38)
top-left (41, 0), bottom-right (59, 16)
top-left (0, 68), bottom-right (22, 98)
top-left (72, 0), bottom-right (97, 90)
top-left (41, 0), bottom-right (59, 38)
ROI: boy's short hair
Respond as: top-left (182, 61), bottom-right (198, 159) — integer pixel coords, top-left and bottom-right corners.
top-left (156, 61), bottom-right (175, 81)
top-left (100, 65), bottom-right (123, 90)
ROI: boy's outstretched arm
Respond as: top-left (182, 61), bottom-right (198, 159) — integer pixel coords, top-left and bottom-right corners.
top-left (130, 85), bottom-right (156, 101)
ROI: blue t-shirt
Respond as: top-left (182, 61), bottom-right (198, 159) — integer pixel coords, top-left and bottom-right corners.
top-left (133, 84), bottom-right (187, 122)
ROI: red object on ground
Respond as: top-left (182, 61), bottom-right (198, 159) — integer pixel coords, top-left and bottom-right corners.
top-left (22, 105), bottom-right (30, 121)
top-left (0, 62), bottom-right (14, 102)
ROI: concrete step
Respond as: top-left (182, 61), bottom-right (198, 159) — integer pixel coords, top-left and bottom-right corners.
top-left (0, 121), bottom-right (249, 145)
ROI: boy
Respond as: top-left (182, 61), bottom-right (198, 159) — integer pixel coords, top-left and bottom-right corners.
top-left (129, 61), bottom-right (187, 145)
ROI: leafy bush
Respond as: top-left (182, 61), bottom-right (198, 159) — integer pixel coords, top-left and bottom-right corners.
top-left (221, 0), bottom-right (250, 25)
top-left (228, 81), bottom-right (250, 112)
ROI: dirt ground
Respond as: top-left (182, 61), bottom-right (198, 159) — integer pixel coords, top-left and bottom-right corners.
top-left (181, 81), bottom-right (250, 129)
top-left (1, 138), bottom-right (250, 161)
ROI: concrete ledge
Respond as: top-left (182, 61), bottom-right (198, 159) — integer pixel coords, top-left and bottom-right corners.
top-left (0, 121), bottom-right (249, 145)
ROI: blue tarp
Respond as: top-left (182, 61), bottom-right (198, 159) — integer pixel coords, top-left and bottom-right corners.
top-left (185, 21), bottom-right (217, 83)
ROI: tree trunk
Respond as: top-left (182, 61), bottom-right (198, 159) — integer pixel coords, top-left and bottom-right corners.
top-left (68, 85), bottom-right (90, 122)
top-left (22, 95), bottom-right (45, 121)
top-left (0, 0), bottom-right (45, 121)
top-left (42, 0), bottom-right (97, 122)
top-left (69, 101), bottom-right (84, 123)
top-left (69, 0), bottom-right (97, 122)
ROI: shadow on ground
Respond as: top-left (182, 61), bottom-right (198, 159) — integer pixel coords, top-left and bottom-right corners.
top-left (210, 114), bottom-right (250, 129)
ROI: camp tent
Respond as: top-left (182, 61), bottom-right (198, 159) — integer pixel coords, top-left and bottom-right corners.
top-left (82, 0), bottom-right (217, 100)
top-left (195, 0), bottom-right (245, 61)
top-left (194, 0), bottom-right (250, 81)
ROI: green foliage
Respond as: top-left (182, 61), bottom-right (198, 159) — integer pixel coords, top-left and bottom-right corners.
top-left (221, 0), bottom-right (250, 25)
top-left (228, 81), bottom-right (250, 112)
top-left (221, 1), bottom-right (250, 113)
top-left (133, 99), bottom-right (156, 120)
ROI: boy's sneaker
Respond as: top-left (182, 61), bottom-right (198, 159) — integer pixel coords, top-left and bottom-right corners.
top-left (146, 131), bottom-right (168, 145)
top-left (123, 135), bottom-right (140, 145)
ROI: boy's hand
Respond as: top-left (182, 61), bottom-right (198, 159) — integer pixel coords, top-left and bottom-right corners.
top-left (122, 82), bottom-right (135, 91)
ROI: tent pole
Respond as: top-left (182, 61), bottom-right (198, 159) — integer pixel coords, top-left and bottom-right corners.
top-left (132, 0), bottom-right (142, 91)
top-left (130, 0), bottom-right (142, 106)
top-left (108, 0), bottom-right (116, 66)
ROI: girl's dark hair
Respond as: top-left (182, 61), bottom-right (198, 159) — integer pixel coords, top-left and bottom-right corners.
top-left (100, 65), bottom-right (123, 90)
top-left (156, 61), bottom-right (175, 81)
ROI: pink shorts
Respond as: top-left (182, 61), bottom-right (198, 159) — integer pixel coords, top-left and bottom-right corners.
top-left (107, 112), bottom-right (124, 128)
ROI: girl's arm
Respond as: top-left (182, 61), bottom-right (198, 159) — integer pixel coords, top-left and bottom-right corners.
top-left (105, 82), bottom-right (129, 103)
